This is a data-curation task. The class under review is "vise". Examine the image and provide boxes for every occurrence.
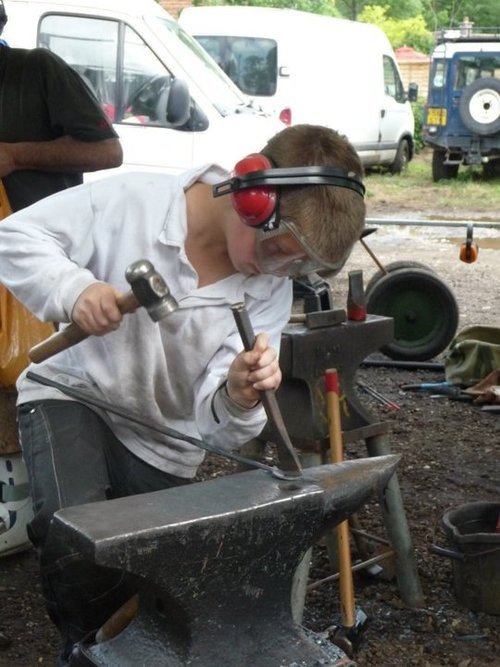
[55,456,399,667]
[267,313,394,449]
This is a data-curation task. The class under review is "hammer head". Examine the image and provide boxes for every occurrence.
[125,259,178,322]
[330,607,369,657]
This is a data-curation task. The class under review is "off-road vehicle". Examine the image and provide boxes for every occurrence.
[422,22,500,181]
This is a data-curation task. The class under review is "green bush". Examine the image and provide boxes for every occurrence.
[411,100,425,154]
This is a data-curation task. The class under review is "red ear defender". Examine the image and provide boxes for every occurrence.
[231,154,277,227]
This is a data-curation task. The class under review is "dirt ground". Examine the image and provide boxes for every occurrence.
[1,175,499,666]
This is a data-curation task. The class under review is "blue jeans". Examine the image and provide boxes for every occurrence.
[18,399,189,660]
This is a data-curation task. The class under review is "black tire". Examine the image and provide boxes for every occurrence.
[459,77,500,136]
[482,159,500,178]
[365,260,436,295]
[432,149,459,182]
[389,139,410,174]
[366,268,459,361]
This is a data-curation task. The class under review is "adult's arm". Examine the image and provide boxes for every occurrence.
[0,136,122,177]
[0,48,123,179]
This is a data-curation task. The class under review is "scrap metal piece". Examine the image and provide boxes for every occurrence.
[346,270,367,322]
[289,308,347,329]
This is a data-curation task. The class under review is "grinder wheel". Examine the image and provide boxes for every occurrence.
[366,267,459,361]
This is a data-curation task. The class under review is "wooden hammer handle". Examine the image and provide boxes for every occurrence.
[325,368,356,629]
[29,291,139,364]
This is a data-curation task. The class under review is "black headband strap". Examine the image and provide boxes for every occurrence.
[213,166,365,199]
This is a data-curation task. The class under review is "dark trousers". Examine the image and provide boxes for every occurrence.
[18,400,189,660]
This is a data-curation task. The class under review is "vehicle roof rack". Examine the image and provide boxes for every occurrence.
[435,25,500,44]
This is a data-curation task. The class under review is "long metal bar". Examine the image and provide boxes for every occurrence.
[307,550,396,591]
[26,371,280,476]
[365,432,424,607]
[366,217,500,229]
[359,237,386,272]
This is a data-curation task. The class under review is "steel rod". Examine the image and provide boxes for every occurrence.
[307,550,396,590]
[366,217,500,229]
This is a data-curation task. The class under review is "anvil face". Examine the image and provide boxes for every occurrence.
[59,456,399,667]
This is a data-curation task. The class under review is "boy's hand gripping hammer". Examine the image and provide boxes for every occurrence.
[29,259,178,363]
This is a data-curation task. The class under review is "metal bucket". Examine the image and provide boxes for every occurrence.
[440,501,500,615]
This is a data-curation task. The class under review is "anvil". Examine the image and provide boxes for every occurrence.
[58,456,399,667]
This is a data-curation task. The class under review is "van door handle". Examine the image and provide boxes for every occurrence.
[380,109,386,118]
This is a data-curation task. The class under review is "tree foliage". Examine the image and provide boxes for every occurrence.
[359,5,433,52]
[337,0,425,21]
[334,0,369,20]
[422,0,500,31]
[192,0,500,48]
[193,0,339,16]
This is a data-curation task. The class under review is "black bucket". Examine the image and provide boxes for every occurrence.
[440,501,500,615]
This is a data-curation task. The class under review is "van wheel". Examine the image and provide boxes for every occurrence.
[432,150,459,182]
[483,159,500,178]
[389,139,410,174]
[459,77,500,136]
[366,268,459,361]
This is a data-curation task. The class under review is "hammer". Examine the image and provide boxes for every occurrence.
[29,259,178,363]
[325,368,368,656]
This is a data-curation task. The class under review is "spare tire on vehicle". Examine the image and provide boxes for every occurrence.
[459,77,500,136]
[366,267,459,361]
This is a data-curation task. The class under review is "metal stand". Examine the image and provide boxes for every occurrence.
[262,308,424,612]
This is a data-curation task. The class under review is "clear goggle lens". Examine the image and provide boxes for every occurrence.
[255,218,348,278]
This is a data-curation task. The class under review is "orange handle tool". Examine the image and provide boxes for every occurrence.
[325,368,356,629]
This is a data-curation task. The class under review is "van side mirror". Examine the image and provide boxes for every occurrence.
[156,78,191,128]
[407,82,418,102]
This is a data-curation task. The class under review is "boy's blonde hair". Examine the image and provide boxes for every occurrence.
[261,124,365,268]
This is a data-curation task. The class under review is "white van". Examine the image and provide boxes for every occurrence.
[2,0,284,177]
[179,6,418,173]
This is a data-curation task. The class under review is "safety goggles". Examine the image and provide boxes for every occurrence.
[255,218,348,278]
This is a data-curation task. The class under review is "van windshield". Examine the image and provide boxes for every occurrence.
[192,35,277,97]
[147,16,253,112]
[39,12,254,122]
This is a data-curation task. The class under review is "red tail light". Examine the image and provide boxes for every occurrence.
[279,108,292,126]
